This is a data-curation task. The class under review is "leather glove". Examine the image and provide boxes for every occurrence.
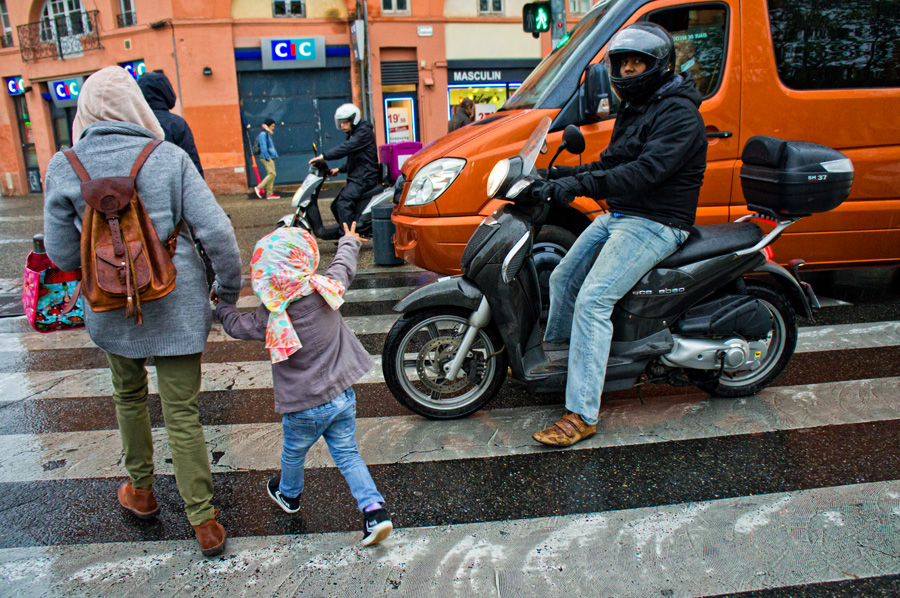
[547,165,580,180]
[531,176,584,208]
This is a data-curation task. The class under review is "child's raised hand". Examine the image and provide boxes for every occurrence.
[343,221,367,242]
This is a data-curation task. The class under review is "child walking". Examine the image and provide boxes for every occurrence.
[215,223,392,546]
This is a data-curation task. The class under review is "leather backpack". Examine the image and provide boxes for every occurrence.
[63,140,181,325]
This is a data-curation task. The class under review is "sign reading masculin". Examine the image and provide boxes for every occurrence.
[49,76,84,108]
[261,36,326,70]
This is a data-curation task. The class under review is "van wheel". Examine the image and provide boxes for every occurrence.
[533,225,576,306]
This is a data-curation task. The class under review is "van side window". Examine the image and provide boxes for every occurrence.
[646,5,729,98]
[768,0,900,90]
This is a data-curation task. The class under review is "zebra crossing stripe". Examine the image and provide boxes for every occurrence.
[0,480,897,596]
[2,375,898,483]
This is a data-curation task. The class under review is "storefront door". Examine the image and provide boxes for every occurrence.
[49,102,77,151]
[13,96,41,193]
[236,67,352,186]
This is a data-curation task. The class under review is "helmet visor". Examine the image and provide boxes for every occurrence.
[607,26,670,61]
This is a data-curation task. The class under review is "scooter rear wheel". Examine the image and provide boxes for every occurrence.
[382,308,508,419]
[691,281,797,397]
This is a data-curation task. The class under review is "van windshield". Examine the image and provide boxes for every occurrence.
[503,0,623,110]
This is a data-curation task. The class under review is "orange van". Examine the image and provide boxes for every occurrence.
[392,0,900,276]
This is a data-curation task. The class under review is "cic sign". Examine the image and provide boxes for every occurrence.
[50,77,84,108]
[261,36,326,70]
[6,76,25,96]
[120,60,146,80]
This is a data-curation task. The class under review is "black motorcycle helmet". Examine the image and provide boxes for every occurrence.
[606,22,676,104]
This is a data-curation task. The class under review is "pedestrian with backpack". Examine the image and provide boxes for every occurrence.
[254,118,280,199]
[42,66,242,558]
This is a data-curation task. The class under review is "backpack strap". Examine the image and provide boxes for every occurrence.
[62,140,162,182]
[130,140,162,177]
[62,149,91,183]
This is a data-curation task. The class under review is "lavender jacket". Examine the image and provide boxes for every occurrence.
[216,236,373,414]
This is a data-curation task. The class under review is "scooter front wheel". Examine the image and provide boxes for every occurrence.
[382,308,508,419]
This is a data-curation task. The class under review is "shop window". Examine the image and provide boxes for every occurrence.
[478,0,504,16]
[0,0,12,48]
[448,85,508,122]
[767,0,900,90]
[117,0,136,27]
[382,0,409,14]
[647,5,729,99]
[273,0,305,18]
[569,0,592,14]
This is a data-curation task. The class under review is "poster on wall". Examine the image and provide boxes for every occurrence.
[387,106,412,143]
[474,104,497,121]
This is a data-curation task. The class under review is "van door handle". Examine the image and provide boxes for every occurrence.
[706,131,733,139]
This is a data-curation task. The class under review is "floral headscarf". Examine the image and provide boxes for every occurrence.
[250,228,345,363]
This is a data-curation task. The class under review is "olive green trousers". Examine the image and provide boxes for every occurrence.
[106,352,215,526]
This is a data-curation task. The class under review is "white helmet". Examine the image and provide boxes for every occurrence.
[334,103,361,129]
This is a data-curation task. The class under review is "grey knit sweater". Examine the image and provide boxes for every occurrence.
[43,122,242,358]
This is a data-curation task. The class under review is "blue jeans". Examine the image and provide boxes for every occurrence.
[545,213,688,425]
[279,388,384,511]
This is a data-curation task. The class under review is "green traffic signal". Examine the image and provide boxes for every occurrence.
[523,2,551,34]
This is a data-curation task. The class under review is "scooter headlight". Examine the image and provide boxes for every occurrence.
[405,158,466,206]
[487,159,510,198]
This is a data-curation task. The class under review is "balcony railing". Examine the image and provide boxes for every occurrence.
[116,11,137,28]
[0,32,12,48]
[17,10,101,62]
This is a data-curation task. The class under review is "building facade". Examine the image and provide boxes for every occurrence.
[0,0,590,196]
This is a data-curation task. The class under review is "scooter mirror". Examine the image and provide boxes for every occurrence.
[562,125,586,155]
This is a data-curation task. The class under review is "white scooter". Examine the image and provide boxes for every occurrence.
[277,145,394,239]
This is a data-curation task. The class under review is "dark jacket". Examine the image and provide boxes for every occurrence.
[322,120,380,185]
[137,72,204,177]
[569,74,707,229]
[448,109,472,133]
[216,236,373,414]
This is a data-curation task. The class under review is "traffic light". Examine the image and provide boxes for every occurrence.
[523,2,551,37]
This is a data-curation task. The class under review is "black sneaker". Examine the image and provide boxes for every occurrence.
[361,507,393,546]
[266,476,301,514]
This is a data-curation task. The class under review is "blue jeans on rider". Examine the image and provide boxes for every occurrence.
[544,213,688,426]
[279,387,384,511]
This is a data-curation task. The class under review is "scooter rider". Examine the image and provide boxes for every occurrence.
[309,104,380,232]
[530,22,708,447]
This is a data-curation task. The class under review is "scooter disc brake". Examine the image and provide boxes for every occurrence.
[416,336,469,393]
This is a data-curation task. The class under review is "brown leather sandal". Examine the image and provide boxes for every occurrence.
[532,412,596,447]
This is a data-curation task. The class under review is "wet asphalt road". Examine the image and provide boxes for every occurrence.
[0,190,899,596]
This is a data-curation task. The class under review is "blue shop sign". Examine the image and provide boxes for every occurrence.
[121,60,146,80]
[261,36,326,70]
[49,77,84,108]
[6,76,24,96]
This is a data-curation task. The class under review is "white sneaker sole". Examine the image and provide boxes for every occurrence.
[266,484,301,514]
[362,520,393,546]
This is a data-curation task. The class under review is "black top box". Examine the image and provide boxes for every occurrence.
[739,136,854,218]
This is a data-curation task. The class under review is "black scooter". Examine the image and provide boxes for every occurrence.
[278,144,394,239]
[381,116,854,419]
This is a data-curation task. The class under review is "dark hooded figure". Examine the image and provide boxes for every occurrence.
[138,72,204,177]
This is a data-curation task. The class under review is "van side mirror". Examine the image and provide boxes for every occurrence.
[583,63,612,120]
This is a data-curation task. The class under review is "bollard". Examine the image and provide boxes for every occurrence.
[372,203,403,266]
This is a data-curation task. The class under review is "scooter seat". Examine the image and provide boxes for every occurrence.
[657,222,764,268]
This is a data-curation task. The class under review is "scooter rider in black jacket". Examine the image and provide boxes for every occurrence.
[530,22,708,448]
[310,104,380,231]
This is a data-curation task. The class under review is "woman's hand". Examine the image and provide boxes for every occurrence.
[342,221,367,242]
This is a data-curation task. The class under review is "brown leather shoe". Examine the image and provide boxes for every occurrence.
[117,481,160,520]
[532,412,596,447]
[193,516,226,557]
